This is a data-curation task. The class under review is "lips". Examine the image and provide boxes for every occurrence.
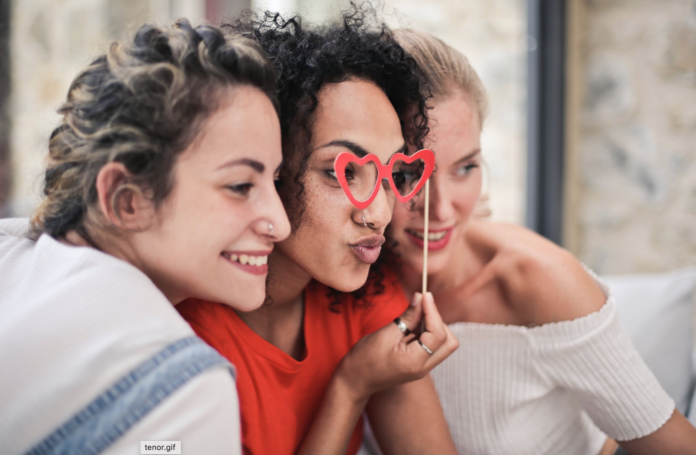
[350,235,385,264]
[221,250,272,276]
[405,228,453,251]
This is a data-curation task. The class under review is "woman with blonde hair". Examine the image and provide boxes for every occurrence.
[385,28,696,455]
[0,20,290,454]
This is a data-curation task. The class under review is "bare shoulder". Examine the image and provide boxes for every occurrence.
[467,221,607,326]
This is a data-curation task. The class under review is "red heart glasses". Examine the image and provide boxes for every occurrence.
[334,149,435,209]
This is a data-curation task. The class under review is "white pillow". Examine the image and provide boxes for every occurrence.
[602,268,696,415]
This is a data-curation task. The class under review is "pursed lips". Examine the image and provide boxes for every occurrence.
[349,234,385,264]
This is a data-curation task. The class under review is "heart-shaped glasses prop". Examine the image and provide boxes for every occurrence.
[334,148,436,299]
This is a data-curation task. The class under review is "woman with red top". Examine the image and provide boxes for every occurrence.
[176,9,459,455]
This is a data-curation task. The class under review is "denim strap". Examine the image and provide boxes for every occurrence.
[23,336,235,455]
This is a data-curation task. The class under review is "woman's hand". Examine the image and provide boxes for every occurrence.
[334,292,459,402]
[297,293,458,455]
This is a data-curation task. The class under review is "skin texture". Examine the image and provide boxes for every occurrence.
[69,86,291,310]
[235,79,459,455]
[389,85,696,454]
[276,78,404,293]
[237,79,405,356]
[390,89,483,282]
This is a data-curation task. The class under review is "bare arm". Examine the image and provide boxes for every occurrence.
[366,375,457,455]
[297,376,368,455]
[617,410,696,455]
[297,293,458,455]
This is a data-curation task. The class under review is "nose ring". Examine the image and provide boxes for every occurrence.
[362,214,368,227]
[268,222,274,234]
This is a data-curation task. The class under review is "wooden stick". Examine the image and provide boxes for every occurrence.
[422,178,430,295]
[420,178,430,335]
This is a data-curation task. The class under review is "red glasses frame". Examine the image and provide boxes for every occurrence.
[334,148,435,209]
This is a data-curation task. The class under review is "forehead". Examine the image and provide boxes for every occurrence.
[180,86,281,169]
[310,79,404,163]
[426,92,481,163]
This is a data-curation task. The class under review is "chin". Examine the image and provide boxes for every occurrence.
[317,264,370,293]
[218,289,267,312]
[402,255,424,275]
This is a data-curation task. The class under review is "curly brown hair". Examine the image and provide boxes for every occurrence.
[222,4,430,230]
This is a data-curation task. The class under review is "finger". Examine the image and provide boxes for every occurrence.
[418,297,454,367]
[385,294,423,343]
[423,325,459,371]
[417,293,447,349]
[403,335,434,367]
[421,292,446,335]
[399,292,424,331]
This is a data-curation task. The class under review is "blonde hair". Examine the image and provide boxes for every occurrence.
[31,20,277,240]
[393,29,488,127]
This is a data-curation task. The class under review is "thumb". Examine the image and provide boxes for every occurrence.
[398,292,424,331]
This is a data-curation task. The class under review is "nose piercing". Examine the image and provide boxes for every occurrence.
[268,222,274,234]
[362,214,368,227]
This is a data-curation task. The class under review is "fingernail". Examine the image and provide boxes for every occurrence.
[410,292,422,307]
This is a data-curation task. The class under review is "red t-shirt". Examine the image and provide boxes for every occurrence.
[176,268,408,455]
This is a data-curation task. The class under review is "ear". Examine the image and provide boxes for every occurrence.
[95,162,153,231]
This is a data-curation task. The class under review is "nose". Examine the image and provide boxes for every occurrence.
[355,182,394,229]
[256,183,292,241]
[422,174,453,222]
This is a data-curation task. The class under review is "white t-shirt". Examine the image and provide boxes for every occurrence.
[0,219,241,455]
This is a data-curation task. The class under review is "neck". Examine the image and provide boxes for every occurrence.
[234,245,310,359]
[64,228,185,305]
[266,246,313,308]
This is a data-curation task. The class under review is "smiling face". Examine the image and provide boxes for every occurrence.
[132,86,291,309]
[275,79,406,292]
[389,88,483,276]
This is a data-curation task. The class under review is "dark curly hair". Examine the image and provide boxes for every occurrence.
[30,20,278,242]
[223,4,429,311]
[222,4,429,229]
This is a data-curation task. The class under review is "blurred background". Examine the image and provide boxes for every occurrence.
[0,0,694,277]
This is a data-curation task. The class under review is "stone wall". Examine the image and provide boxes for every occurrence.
[6,0,529,225]
[383,0,528,225]
[566,0,696,274]
[7,0,210,217]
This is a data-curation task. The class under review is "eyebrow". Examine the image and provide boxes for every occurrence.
[451,149,482,167]
[316,140,408,160]
[216,158,265,173]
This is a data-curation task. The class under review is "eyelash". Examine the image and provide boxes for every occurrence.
[227,183,254,196]
[456,164,479,176]
[324,169,340,181]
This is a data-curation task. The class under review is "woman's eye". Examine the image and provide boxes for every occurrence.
[325,169,338,181]
[227,183,254,196]
[456,164,479,176]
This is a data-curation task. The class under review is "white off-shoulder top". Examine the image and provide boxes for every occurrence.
[430,274,675,455]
